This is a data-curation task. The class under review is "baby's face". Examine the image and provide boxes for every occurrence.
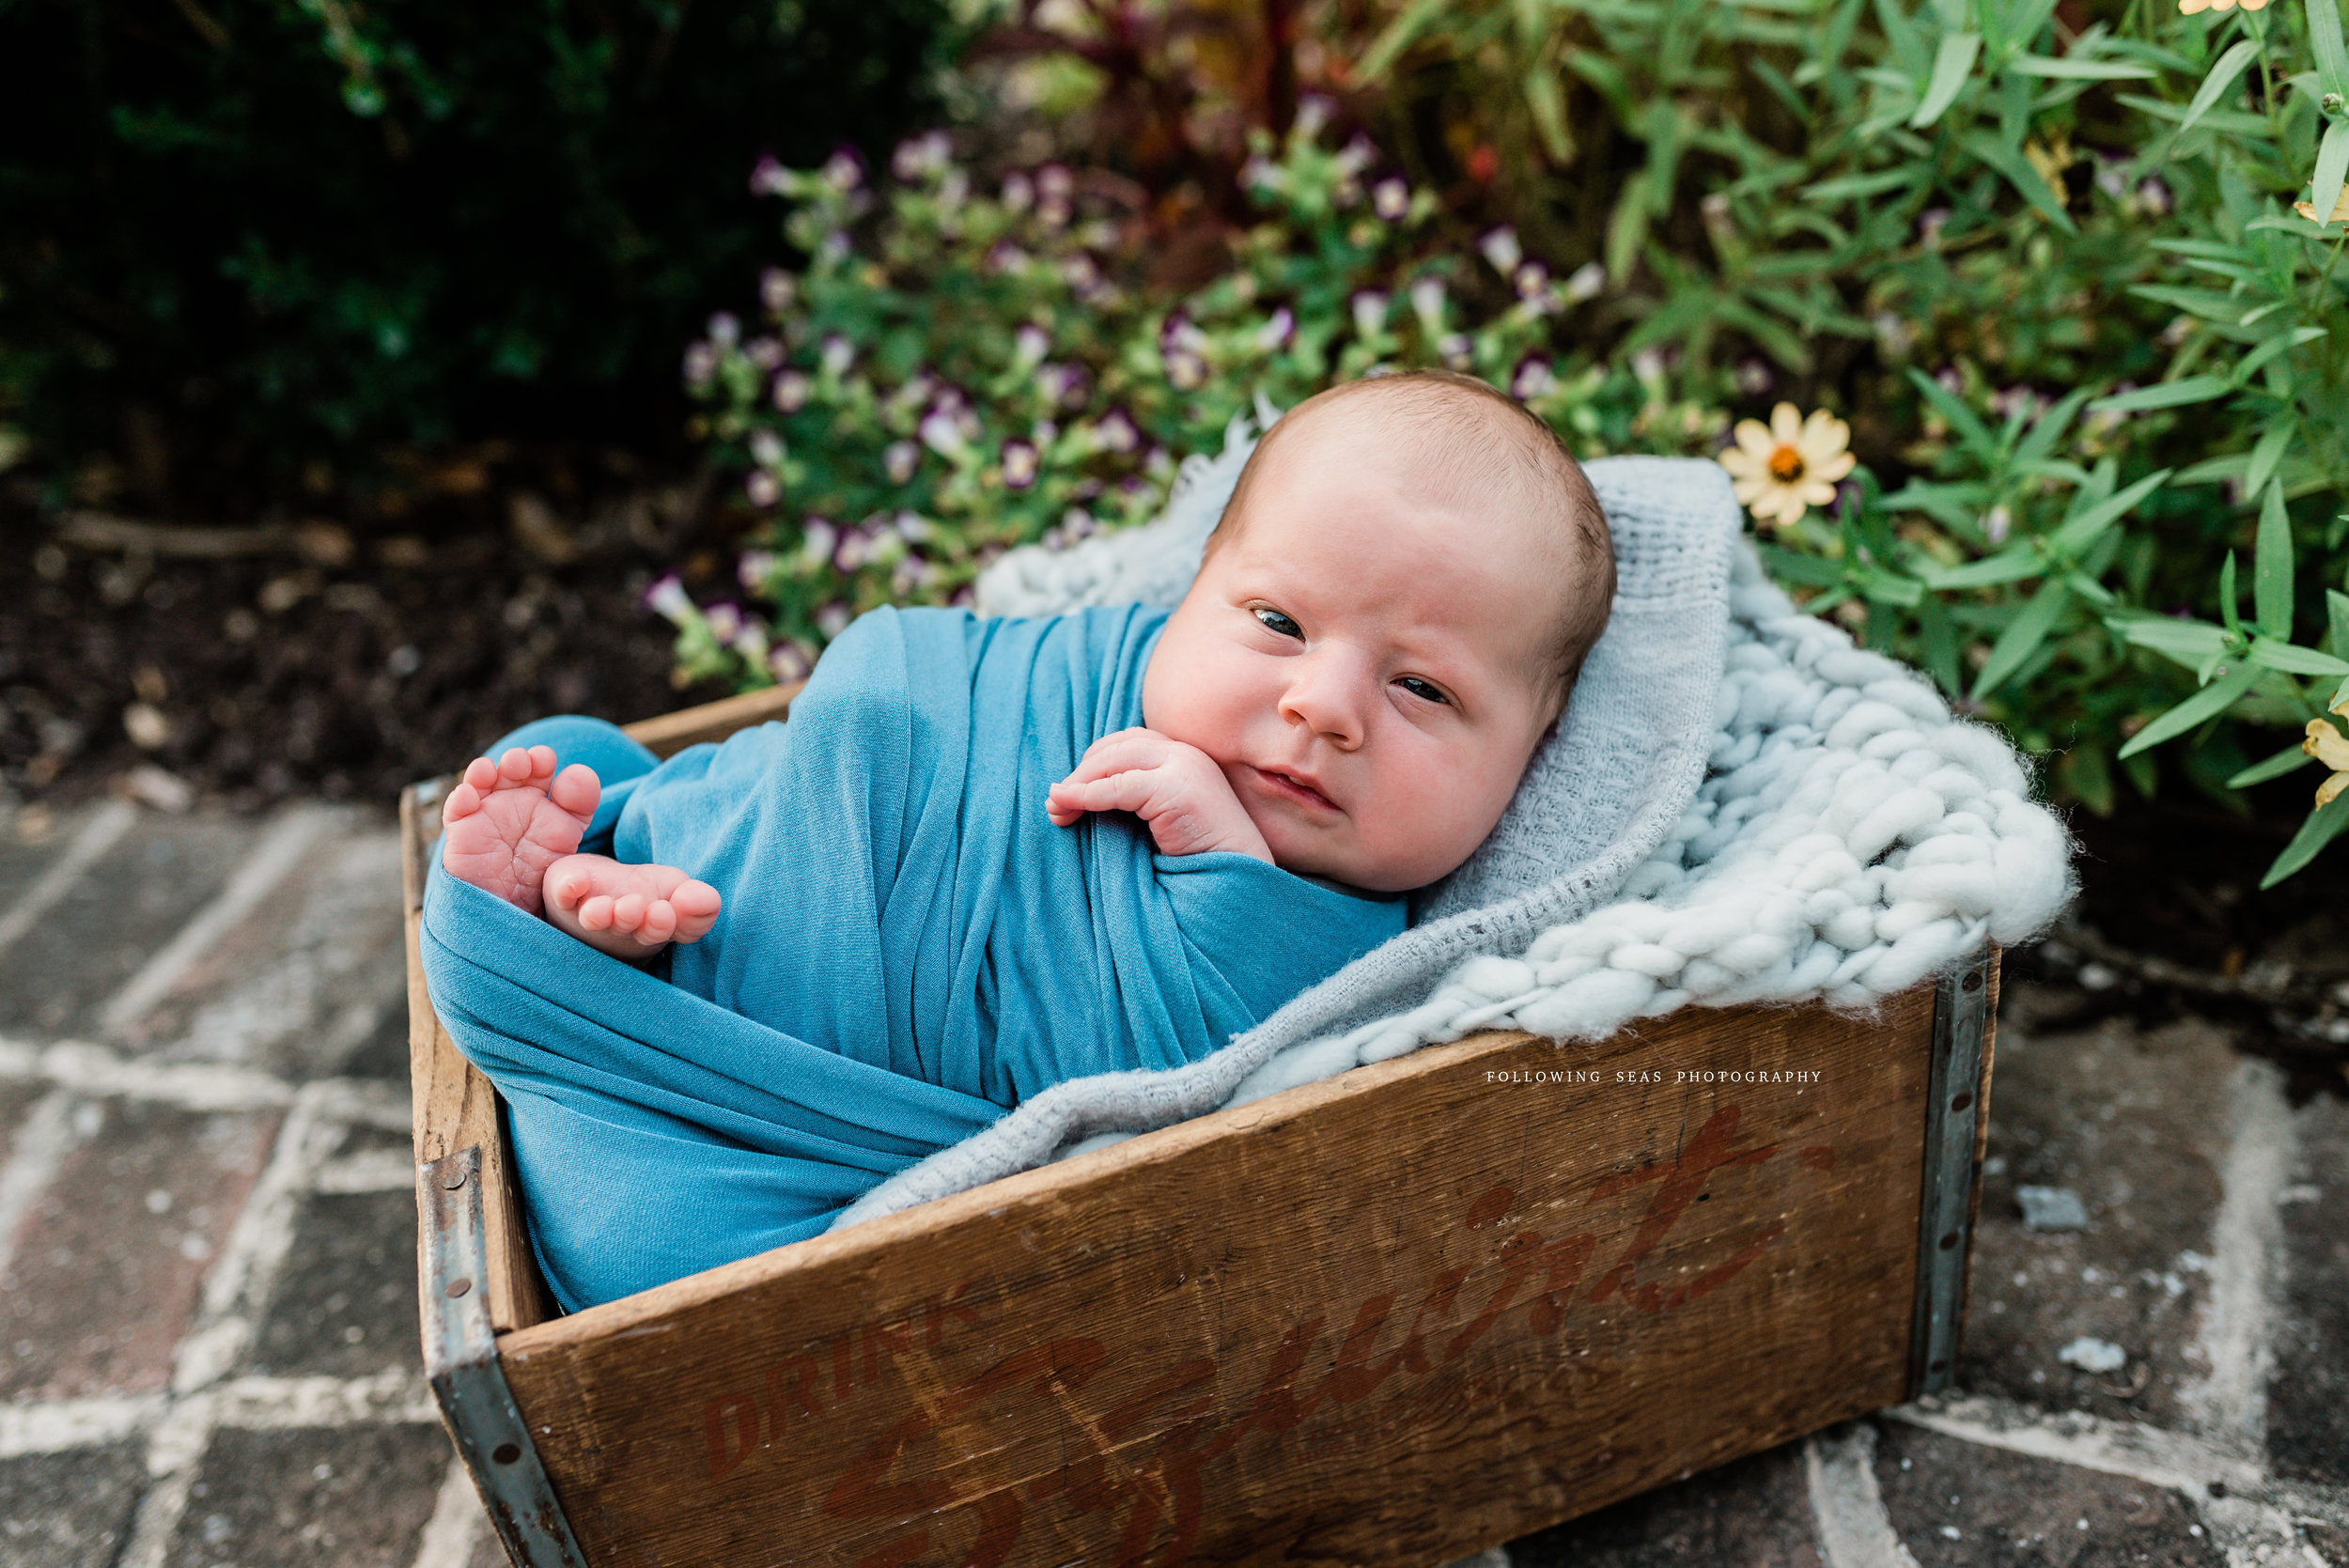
[1142,419,1570,893]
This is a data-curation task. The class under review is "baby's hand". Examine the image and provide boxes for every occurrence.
[1047,728,1273,863]
[540,853,723,963]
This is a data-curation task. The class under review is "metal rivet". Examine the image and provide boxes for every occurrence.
[1962,971,1983,993]
[442,1169,468,1190]
[1950,1092,1973,1112]
[491,1442,521,1465]
[1938,1231,1959,1250]
[446,1277,474,1297]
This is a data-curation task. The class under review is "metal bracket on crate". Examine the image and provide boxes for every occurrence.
[1907,949,1996,1396]
[420,1145,587,1568]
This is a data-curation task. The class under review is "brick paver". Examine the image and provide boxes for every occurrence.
[0,792,2341,1567]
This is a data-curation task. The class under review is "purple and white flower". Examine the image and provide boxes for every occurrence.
[1092,409,1140,454]
[820,147,863,192]
[749,428,786,469]
[820,334,855,376]
[749,156,788,197]
[745,471,781,507]
[1511,355,1556,400]
[737,550,777,592]
[1256,308,1296,351]
[883,440,920,485]
[1408,276,1446,335]
[1564,262,1606,303]
[1001,439,1039,489]
[1350,290,1389,338]
[1479,225,1522,275]
[759,268,798,314]
[771,369,811,412]
[643,574,693,624]
[1373,177,1410,221]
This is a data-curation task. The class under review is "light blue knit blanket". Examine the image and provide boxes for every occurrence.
[418,602,1405,1310]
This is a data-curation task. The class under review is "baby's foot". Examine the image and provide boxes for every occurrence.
[440,746,601,916]
[542,855,722,960]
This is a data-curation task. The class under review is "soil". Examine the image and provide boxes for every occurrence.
[0,452,742,816]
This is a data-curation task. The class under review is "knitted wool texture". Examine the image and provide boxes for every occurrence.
[827,413,2075,1230]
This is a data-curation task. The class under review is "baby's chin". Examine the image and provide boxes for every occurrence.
[1256,818,1430,895]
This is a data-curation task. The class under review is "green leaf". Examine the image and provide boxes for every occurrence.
[1912,32,1983,128]
[1357,0,1447,80]
[2260,787,2349,889]
[2108,613,2229,668]
[1961,130,2077,232]
[2221,551,2242,639]
[2310,0,2349,101]
[2180,40,2263,135]
[1802,168,1920,202]
[2248,639,2349,675]
[1757,545,1844,586]
[1921,546,2046,589]
[1972,579,2074,701]
[1905,367,2000,464]
[2228,743,2315,787]
[1524,70,1576,163]
[2007,54,2154,78]
[2246,420,2299,500]
[2327,587,2349,658]
[2256,480,2295,638]
[2116,661,2261,758]
[2310,119,2349,242]
[2049,468,2170,555]
[2087,375,2233,413]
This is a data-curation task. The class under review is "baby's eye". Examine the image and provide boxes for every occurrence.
[1394,676,1450,706]
[1253,607,1303,640]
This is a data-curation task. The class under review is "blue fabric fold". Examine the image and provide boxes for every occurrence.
[420,604,1407,1311]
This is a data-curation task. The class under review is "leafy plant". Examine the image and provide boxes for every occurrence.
[679,0,2349,884]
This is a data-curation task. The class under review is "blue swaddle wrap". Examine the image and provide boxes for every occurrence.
[419,603,1407,1311]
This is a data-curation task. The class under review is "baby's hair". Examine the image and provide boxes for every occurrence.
[1204,368,1617,713]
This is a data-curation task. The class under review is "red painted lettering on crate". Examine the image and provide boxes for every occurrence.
[696,1278,983,1479]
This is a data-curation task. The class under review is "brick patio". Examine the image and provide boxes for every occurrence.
[0,794,2341,1567]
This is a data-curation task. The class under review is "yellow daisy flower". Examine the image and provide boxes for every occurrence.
[2295,190,2349,226]
[2305,699,2349,806]
[2179,0,2268,14]
[1719,402,1858,528]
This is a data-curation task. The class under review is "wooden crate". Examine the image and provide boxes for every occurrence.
[405,686,1999,1568]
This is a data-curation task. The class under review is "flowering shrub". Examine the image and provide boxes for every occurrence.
[665,116,1713,687]
[678,0,2349,883]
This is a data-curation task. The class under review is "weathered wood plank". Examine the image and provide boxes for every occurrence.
[403,780,553,1333]
[497,986,1936,1568]
[623,682,801,758]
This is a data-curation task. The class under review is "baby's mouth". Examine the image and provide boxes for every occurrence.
[1250,765,1340,814]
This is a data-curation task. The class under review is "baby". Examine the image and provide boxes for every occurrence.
[423,368,1615,1309]
[443,370,1613,943]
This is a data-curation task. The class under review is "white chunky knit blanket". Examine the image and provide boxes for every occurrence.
[828,414,2075,1232]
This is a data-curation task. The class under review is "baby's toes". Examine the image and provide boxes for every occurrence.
[609,893,649,934]
[545,865,592,911]
[636,901,678,946]
[548,762,600,820]
[577,894,616,932]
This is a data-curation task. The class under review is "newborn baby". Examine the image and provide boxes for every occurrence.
[424,368,1615,1308]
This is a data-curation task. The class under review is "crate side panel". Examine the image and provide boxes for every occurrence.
[401,786,553,1333]
[500,986,1933,1568]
